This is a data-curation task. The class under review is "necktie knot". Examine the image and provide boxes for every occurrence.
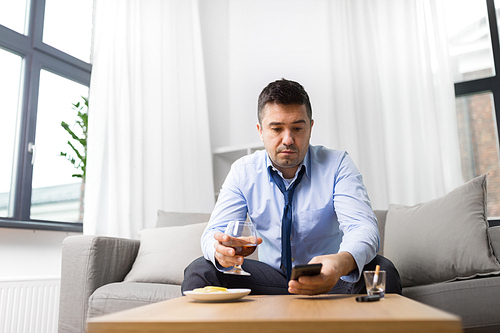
[283,192,292,205]
[270,166,306,198]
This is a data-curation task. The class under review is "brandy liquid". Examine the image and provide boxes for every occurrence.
[230,245,257,257]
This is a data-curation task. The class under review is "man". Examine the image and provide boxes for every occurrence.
[182,79,401,295]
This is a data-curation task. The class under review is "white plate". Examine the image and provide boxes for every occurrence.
[184,289,251,302]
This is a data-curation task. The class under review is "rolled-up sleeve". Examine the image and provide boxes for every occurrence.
[201,160,249,268]
[334,153,379,282]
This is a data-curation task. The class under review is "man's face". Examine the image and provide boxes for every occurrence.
[257,102,313,179]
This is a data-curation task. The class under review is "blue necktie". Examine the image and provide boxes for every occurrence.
[270,166,306,281]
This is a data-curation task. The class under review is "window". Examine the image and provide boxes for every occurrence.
[42,0,93,62]
[445,0,496,82]
[0,0,92,232]
[0,0,30,35]
[443,0,500,223]
[31,70,89,222]
[455,93,500,216]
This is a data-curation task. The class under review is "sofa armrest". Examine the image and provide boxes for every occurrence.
[58,235,140,333]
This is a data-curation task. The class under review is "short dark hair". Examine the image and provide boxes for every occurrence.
[257,78,312,124]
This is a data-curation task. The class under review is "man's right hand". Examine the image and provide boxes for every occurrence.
[213,232,262,268]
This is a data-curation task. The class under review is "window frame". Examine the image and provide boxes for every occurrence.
[0,0,91,232]
[454,0,500,227]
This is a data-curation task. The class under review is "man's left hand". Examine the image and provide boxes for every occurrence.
[288,252,357,295]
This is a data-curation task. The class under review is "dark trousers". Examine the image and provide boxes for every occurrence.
[182,255,402,295]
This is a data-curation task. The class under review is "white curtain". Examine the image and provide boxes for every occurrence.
[328,0,463,209]
[84,0,214,238]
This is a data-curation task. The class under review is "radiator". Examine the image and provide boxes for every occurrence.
[0,277,60,333]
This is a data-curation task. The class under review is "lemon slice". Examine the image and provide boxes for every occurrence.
[193,286,228,293]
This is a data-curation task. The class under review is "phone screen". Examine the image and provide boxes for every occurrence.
[290,263,322,280]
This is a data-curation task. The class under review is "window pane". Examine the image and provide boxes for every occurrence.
[42,0,93,63]
[0,0,29,35]
[31,70,88,222]
[443,0,495,82]
[456,93,500,218]
[0,49,23,217]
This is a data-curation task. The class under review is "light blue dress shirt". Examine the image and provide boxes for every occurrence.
[201,145,379,282]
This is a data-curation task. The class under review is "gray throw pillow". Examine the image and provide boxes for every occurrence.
[384,174,500,287]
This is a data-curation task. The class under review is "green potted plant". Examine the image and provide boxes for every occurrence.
[60,96,88,221]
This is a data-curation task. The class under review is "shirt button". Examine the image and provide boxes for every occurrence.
[291,257,295,262]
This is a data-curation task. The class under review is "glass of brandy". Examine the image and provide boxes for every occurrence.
[222,220,258,276]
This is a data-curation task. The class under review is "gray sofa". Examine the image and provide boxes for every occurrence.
[59,173,500,333]
[58,211,500,333]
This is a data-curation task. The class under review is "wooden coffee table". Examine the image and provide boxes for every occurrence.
[86,294,462,333]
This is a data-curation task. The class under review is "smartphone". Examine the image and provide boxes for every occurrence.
[290,263,323,280]
[355,295,381,302]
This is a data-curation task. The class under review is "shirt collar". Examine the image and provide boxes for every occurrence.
[266,146,312,180]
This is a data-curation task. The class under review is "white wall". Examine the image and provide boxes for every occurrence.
[199,0,230,150]
[200,0,337,151]
[0,228,79,280]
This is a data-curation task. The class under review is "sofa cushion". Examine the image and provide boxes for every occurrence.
[123,222,207,284]
[384,174,500,287]
[489,226,500,261]
[88,282,181,318]
[374,210,387,256]
[403,276,500,331]
[156,210,211,228]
